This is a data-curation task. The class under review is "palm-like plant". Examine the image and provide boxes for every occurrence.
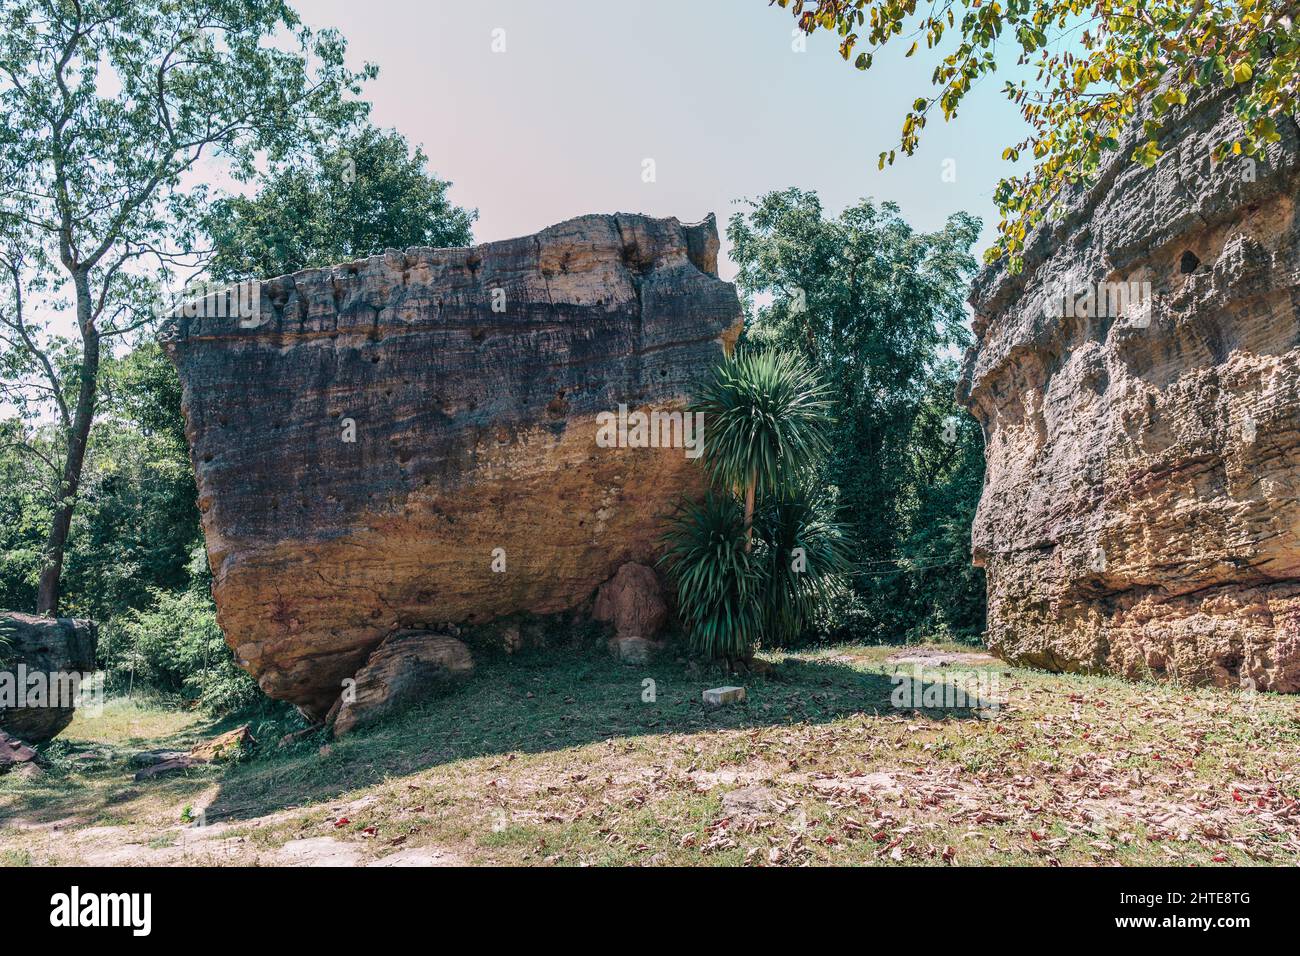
[658,491,763,661]
[693,350,833,550]
[660,351,846,661]
[755,484,855,646]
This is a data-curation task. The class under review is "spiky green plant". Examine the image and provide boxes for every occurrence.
[658,491,763,661]
[755,484,855,646]
[692,350,833,549]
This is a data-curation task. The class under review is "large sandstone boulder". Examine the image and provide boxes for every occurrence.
[0,612,97,743]
[163,213,742,716]
[959,89,1300,691]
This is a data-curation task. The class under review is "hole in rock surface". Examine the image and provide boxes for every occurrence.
[1180,250,1201,274]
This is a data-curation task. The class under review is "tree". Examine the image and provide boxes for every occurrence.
[58,342,202,623]
[206,125,476,282]
[0,0,372,614]
[0,416,58,612]
[892,362,986,642]
[728,189,981,642]
[773,1,1299,267]
[692,349,833,549]
[660,350,852,661]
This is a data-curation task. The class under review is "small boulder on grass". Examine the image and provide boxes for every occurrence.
[134,755,205,782]
[131,726,253,782]
[608,636,663,664]
[129,749,187,769]
[189,725,253,762]
[333,630,474,737]
[0,730,37,772]
[703,686,746,707]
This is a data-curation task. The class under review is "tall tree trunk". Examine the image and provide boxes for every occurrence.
[36,270,98,616]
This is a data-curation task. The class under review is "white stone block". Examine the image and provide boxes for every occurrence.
[703,686,746,706]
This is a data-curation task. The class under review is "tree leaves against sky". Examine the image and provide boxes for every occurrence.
[774,0,1299,270]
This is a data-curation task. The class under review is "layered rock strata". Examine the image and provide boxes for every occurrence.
[959,91,1300,691]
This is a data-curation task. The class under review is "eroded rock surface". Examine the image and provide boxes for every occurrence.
[333,630,473,737]
[959,92,1300,691]
[0,612,97,742]
[597,560,667,629]
[595,561,669,662]
[163,213,741,715]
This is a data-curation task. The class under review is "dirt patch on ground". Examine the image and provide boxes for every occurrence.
[884,647,999,668]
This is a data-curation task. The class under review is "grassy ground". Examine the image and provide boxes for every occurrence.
[1,641,1298,866]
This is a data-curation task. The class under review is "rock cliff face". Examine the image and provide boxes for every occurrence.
[163,213,742,716]
[959,92,1300,691]
[0,612,97,742]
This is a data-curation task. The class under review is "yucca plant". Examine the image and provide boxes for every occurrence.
[755,484,855,646]
[658,491,763,661]
[693,350,833,550]
[660,350,844,661]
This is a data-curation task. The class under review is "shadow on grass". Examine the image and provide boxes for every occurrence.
[198,643,998,824]
[0,702,226,829]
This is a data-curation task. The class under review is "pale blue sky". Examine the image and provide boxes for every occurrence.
[300,0,1032,280]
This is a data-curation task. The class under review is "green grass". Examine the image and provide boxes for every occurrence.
[1,641,1298,866]
[62,695,207,747]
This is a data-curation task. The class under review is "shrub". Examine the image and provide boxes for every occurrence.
[659,491,763,660]
[693,350,832,544]
[754,484,855,646]
[111,587,261,715]
[662,351,849,659]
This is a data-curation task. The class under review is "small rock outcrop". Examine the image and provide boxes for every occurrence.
[0,612,97,743]
[959,90,1300,691]
[333,631,473,736]
[594,561,669,662]
[0,730,37,772]
[163,213,741,716]
[131,725,254,781]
